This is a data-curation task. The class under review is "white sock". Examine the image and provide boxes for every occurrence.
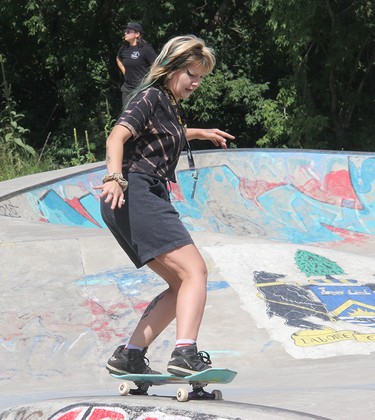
[176,339,195,347]
[126,344,144,351]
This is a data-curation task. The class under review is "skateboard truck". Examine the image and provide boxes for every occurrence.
[125,381,150,395]
[186,383,221,401]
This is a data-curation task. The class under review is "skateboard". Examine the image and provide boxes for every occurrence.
[111,368,237,402]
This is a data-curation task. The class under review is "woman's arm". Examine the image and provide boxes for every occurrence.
[116,57,126,75]
[93,125,132,209]
[186,128,235,149]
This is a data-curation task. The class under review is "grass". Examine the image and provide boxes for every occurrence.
[0,145,62,183]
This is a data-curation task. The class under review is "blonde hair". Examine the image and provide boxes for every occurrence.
[127,35,215,105]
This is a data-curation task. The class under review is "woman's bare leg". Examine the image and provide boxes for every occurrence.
[128,244,207,347]
[158,244,207,341]
[127,259,181,347]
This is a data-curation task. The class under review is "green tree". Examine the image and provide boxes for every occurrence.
[0,0,374,169]
[253,0,375,150]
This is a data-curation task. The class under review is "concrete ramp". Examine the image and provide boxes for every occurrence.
[1,149,375,419]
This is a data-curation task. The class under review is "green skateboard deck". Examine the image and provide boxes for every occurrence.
[111,368,237,401]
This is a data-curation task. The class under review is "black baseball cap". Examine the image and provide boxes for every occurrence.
[124,22,143,33]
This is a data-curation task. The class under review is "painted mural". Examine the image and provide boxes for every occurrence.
[1,150,375,383]
[205,242,375,359]
[73,266,229,345]
[256,249,375,344]
[1,151,374,247]
[0,402,234,420]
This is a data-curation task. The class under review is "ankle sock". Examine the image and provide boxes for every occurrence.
[175,339,195,347]
[126,344,144,351]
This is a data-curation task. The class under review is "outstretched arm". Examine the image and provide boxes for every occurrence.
[186,128,235,149]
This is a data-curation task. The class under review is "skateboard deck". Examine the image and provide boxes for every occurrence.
[111,368,237,402]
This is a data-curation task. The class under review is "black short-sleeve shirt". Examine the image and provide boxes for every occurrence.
[117,43,157,89]
[116,86,186,183]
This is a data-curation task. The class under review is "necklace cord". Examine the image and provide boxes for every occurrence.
[163,87,198,199]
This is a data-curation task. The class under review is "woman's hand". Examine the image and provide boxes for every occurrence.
[186,128,235,149]
[93,180,126,210]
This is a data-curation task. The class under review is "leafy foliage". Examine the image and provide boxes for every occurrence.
[253,0,375,150]
[0,0,374,181]
[0,54,36,177]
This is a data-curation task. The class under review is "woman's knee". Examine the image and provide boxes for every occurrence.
[182,261,208,287]
[195,261,208,283]
[162,244,206,270]
[176,258,207,284]
[148,259,182,291]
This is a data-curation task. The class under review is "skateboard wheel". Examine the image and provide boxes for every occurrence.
[118,381,131,396]
[212,389,223,400]
[176,387,189,402]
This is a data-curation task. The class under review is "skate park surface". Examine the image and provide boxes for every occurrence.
[1,148,375,419]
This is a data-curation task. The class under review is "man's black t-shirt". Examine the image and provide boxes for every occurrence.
[117,43,157,89]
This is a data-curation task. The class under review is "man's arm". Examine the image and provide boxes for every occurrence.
[116,57,126,75]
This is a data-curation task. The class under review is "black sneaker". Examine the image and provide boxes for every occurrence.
[167,344,212,376]
[106,345,158,375]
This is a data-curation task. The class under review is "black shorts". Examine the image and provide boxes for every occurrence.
[100,172,194,268]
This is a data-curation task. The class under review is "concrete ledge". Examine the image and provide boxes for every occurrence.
[0,396,331,420]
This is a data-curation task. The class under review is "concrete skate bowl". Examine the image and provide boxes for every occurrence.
[1,148,375,420]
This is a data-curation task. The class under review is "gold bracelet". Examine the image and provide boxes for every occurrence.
[102,173,128,191]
